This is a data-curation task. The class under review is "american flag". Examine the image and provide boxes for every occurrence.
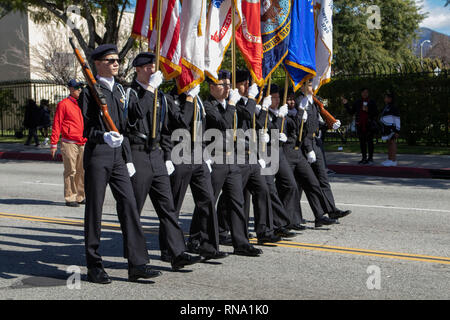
[131,0,182,80]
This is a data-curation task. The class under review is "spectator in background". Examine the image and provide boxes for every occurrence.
[23,99,40,146]
[342,88,378,165]
[38,99,51,146]
[380,92,400,167]
[50,79,87,207]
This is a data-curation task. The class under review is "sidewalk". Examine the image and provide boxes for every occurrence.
[1,143,449,179]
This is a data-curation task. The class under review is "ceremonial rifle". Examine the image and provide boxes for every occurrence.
[313,96,338,130]
[69,38,119,133]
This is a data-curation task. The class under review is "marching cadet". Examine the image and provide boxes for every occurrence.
[300,79,352,221]
[166,83,228,260]
[216,69,281,244]
[203,70,263,257]
[79,44,160,283]
[283,87,338,228]
[261,84,304,233]
[126,52,202,270]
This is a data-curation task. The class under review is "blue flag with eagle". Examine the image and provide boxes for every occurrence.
[261,0,292,82]
[284,0,316,91]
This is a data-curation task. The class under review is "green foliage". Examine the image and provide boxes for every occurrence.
[333,0,425,72]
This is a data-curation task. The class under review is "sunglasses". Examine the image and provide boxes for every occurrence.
[101,58,121,64]
[73,86,83,90]
[214,83,231,88]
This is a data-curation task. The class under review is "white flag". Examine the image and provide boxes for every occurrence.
[177,0,207,93]
[313,0,333,93]
[204,0,242,81]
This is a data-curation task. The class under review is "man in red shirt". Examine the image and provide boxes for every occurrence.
[50,79,87,207]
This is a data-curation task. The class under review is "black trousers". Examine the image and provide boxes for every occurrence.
[25,127,39,145]
[264,174,292,229]
[284,146,326,220]
[210,163,249,249]
[358,130,374,161]
[83,143,149,269]
[275,151,302,226]
[309,141,338,214]
[170,162,219,254]
[130,146,186,258]
[218,163,274,238]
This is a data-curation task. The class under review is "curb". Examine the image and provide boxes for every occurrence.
[328,164,450,180]
[0,152,62,162]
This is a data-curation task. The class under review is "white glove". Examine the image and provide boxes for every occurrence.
[333,120,341,130]
[258,158,266,169]
[205,159,212,173]
[228,88,241,105]
[279,133,287,142]
[165,160,175,176]
[255,104,262,115]
[248,83,259,99]
[307,150,316,164]
[262,132,270,143]
[149,70,163,89]
[126,162,136,177]
[278,104,288,118]
[262,96,272,111]
[302,109,308,122]
[187,85,200,98]
[103,131,123,148]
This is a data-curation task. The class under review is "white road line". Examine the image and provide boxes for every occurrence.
[299,201,450,214]
[23,181,63,187]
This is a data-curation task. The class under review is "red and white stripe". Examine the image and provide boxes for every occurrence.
[132,0,182,79]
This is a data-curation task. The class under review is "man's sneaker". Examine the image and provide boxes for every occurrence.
[382,160,397,167]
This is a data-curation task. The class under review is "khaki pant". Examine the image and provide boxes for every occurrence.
[61,142,85,203]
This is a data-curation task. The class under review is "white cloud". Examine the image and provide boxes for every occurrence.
[416,0,450,34]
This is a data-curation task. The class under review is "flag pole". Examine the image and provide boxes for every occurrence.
[231,1,237,141]
[280,72,289,133]
[152,0,163,139]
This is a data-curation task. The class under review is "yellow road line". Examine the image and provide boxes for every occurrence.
[1,211,450,265]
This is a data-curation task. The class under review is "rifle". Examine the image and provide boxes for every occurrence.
[313,96,337,130]
[69,38,119,133]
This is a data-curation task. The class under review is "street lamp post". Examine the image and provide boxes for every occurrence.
[420,40,432,67]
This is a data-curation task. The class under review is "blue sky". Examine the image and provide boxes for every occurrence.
[127,0,450,35]
[417,0,450,35]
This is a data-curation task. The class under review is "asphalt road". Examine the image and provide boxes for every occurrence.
[0,159,449,301]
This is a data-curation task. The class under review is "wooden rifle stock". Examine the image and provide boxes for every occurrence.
[313,96,337,130]
[69,38,119,133]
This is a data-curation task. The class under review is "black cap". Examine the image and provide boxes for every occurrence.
[91,44,118,61]
[236,69,250,83]
[67,79,83,88]
[207,70,232,83]
[263,83,280,96]
[132,52,156,67]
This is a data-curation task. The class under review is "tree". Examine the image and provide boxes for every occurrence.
[0,0,136,77]
[333,0,425,73]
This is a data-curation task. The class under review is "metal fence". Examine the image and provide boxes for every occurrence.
[0,80,69,136]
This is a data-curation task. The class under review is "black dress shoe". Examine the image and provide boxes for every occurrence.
[186,239,201,254]
[234,245,263,257]
[171,252,202,271]
[288,223,307,231]
[315,216,337,228]
[128,264,162,282]
[274,228,296,238]
[87,267,112,284]
[200,250,229,260]
[257,234,282,244]
[78,199,86,205]
[219,235,233,246]
[358,159,368,165]
[66,201,80,207]
[329,209,352,220]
